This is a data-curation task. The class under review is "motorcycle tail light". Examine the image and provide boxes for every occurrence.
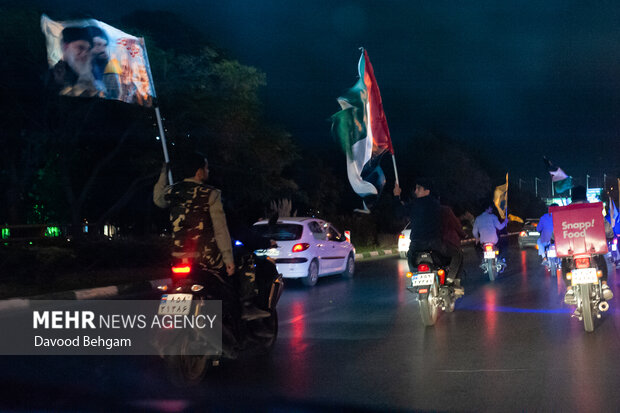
[417,264,430,272]
[292,243,310,253]
[399,234,405,239]
[575,257,591,269]
[438,269,445,285]
[520,231,526,237]
[614,238,618,245]
[172,265,191,275]
[484,244,494,252]
[419,288,428,294]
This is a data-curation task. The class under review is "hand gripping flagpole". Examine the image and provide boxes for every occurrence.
[141,38,173,185]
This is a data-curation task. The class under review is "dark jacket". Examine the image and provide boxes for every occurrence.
[395,195,441,243]
[441,205,466,248]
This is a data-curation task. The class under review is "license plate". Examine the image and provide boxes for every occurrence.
[547,248,556,258]
[411,273,435,287]
[571,268,598,285]
[529,231,540,236]
[158,294,193,315]
[484,251,495,259]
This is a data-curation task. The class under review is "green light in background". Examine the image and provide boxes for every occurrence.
[1,228,9,239]
[45,226,60,237]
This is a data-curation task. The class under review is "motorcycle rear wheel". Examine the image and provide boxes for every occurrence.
[419,290,438,326]
[579,284,594,333]
[549,261,558,277]
[486,260,496,281]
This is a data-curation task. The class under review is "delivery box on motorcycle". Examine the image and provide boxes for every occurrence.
[550,202,608,257]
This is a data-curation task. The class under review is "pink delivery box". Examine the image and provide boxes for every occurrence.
[550,202,608,257]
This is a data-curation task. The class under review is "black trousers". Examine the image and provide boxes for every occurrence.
[408,239,462,280]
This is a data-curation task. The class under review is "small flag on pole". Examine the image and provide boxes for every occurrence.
[494,173,509,220]
[543,157,573,196]
[41,14,155,106]
[331,49,393,211]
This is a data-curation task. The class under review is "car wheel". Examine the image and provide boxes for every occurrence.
[302,259,319,287]
[342,254,355,278]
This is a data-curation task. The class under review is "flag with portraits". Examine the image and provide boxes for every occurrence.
[41,14,155,107]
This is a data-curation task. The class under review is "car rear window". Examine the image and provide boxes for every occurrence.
[253,223,303,241]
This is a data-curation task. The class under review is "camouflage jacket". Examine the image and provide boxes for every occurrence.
[154,174,233,271]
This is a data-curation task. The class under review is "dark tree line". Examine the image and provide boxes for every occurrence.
[0,6,544,243]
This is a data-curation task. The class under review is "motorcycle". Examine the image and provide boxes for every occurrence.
[565,254,609,332]
[481,242,506,281]
[544,242,561,277]
[407,251,464,326]
[154,249,283,386]
[608,237,619,270]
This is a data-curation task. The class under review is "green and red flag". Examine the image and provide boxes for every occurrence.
[543,157,573,196]
[331,49,393,209]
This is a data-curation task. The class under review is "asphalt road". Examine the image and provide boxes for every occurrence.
[1,243,619,412]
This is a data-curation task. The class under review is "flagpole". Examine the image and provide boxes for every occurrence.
[391,153,400,187]
[154,106,173,184]
[140,38,173,185]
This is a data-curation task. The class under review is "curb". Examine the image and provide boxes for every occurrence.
[355,249,399,261]
[0,278,172,313]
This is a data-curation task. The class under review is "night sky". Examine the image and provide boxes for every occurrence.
[30,1,620,187]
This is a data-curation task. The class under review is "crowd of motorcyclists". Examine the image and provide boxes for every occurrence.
[392,176,618,310]
[152,152,618,338]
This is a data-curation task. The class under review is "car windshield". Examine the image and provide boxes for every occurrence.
[253,223,303,241]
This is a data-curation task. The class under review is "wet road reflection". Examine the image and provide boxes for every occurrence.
[1,243,620,411]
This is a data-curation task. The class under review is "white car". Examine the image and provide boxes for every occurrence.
[398,222,411,259]
[252,217,355,287]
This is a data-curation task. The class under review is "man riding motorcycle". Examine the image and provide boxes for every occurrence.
[473,204,508,261]
[563,186,614,305]
[537,204,558,265]
[153,152,269,321]
[394,178,464,292]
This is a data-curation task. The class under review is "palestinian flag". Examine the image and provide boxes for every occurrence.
[331,49,393,209]
[543,157,573,195]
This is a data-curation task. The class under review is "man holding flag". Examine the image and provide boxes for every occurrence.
[331,48,396,212]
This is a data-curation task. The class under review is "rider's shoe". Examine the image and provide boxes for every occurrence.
[602,284,613,301]
[564,289,577,305]
[241,304,271,321]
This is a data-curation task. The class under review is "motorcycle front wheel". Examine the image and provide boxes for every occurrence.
[253,309,279,355]
[578,284,595,333]
[164,332,210,387]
